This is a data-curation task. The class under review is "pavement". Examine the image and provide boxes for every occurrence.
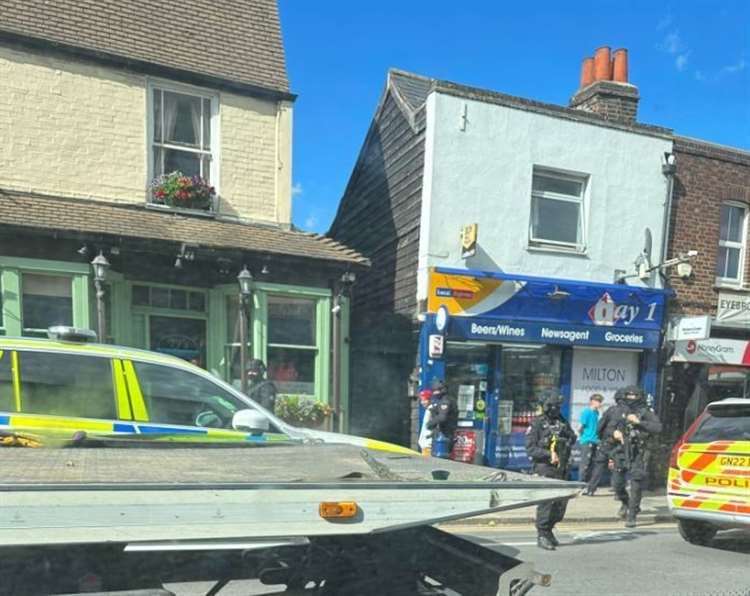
[443,488,673,526]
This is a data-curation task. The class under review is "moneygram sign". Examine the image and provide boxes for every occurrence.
[672,338,750,366]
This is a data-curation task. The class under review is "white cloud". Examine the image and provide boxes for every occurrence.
[656,14,673,31]
[292,182,303,198]
[661,31,685,55]
[304,215,318,230]
[719,58,746,75]
[659,30,692,73]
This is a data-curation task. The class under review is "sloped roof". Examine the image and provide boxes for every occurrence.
[387,68,671,138]
[0,0,289,95]
[389,69,433,111]
[0,192,368,267]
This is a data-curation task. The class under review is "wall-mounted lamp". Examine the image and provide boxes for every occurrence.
[662,152,677,176]
[547,285,571,300]
[676,261,693,279]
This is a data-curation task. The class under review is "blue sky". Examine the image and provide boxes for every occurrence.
[278,1,750,233]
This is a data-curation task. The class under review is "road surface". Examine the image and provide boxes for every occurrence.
[165,523,750,595]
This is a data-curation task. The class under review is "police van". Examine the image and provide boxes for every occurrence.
[0,327,413,454]
[667,398,750,545]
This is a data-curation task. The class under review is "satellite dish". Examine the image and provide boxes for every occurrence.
[643,228,653,264]
[638,228,653,281]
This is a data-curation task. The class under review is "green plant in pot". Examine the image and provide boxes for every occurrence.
[150,171,215,210]
[275,395,333,428]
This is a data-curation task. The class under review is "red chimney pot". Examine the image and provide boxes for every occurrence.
[593,46,612,81]
[613,48,629,82]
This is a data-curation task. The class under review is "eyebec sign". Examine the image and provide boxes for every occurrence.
[716,291,750,327]
[672,338,750,366]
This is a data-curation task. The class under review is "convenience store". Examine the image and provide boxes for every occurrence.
[418,268,667,469]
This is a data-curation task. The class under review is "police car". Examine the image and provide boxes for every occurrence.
[667,398,750,545]
[0,327,414,454]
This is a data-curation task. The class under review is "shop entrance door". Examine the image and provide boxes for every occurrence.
[445,342,498,465]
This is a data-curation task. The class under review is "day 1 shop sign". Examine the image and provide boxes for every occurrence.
[672,338,750,366]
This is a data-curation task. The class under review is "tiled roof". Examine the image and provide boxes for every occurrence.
[387,68,672,138]
[0,192,368,267]
[0,0,289,95]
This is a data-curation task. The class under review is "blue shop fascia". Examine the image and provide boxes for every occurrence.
[418,267,668,470]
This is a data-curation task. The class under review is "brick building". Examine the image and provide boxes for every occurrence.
[661,137,750,444]
[0,0,367,425]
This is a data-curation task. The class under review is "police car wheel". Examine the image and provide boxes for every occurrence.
[677,519,717,546]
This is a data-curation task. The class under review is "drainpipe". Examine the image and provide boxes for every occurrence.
[332,272,356,432]
[655,152,677,425]
[659,152,677,285]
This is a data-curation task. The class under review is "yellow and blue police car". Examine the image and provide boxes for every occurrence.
[0,326,414,455]
[667,397,750,545]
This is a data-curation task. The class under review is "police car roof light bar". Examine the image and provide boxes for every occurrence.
[47,326,98,343]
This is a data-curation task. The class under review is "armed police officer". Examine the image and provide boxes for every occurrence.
[525,394,577,550]
[246,359,277,413]
[598,385,662,527]
[425,380,458,458]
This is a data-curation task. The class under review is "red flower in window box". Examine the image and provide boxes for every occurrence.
[150,171,215,211]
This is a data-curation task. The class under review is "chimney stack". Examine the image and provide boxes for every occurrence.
[570,46,639,125]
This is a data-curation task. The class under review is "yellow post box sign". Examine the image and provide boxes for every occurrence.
[460,223,478,259]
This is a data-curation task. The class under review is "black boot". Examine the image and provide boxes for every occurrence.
[547,530,560,547]
[617,503,628,520]
[537,533,556,551]
[625,509,637,528]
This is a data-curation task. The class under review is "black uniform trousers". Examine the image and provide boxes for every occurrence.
[587,448,609,494]
[611,451,647,514]
[534,463,568,531]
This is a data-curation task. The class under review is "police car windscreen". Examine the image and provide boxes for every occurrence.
[691,406,750,442]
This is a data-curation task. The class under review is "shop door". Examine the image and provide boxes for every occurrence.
[444,342,496,465]
[496,344,563,470]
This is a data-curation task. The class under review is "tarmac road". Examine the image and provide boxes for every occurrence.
[165,522,750,596]
[455,522,750,596]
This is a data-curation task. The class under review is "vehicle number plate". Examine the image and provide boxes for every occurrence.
[719,456,749,467]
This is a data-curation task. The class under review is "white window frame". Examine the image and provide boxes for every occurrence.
[528,168,588,253]
[146,79,221,199]
[716,201,748,288]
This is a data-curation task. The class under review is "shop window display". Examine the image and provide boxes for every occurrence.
[501,345,562,433]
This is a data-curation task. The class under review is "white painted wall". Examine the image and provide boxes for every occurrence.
[417,91,673,301]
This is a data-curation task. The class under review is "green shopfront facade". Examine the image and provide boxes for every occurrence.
[0,198,365,431]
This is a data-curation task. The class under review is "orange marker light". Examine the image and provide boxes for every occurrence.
[319,501,358,519]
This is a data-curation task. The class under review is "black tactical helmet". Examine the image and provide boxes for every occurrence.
[247,359,266,376]
[613,388,626,403]
[431,378,447,395]
[542,393,563,413]
[623,385,644,404]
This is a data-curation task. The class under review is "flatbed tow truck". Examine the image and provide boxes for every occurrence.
[0,441,582,596]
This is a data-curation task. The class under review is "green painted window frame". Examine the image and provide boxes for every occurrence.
[0,257,91,337]
[214,282,332,405]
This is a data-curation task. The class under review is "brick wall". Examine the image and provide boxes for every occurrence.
[0,44,290,225]
[668,137,750,316]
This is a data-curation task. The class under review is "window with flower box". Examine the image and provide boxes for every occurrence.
[148,82,219,211]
